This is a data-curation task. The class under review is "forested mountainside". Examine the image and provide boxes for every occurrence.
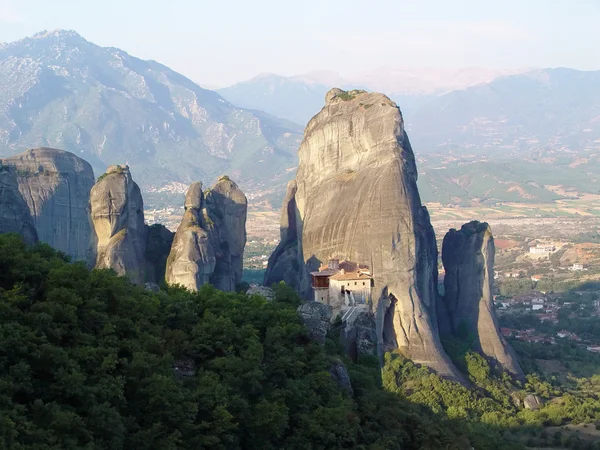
[417,152,600,206]
[0,233,526,450]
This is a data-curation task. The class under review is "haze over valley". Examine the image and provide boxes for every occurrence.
[2,30,600,214]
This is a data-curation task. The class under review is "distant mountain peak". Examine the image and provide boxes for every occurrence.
[290,71,343,86]
[0,30,303,191]
[31,29,83,40]
[242,71,343,87]
[0,29,93,57]
[251,72,285,81]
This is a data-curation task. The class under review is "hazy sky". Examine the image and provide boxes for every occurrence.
[1,0,599,87]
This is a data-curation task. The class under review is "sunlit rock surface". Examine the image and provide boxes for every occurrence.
[3,148,95,262]
[90,165,146,284]
[265,88,463,381]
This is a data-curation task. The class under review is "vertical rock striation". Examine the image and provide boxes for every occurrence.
[144,223,175,284]
[441,221,524,378]
[90,165,147,284]
[0,165,38,244]
[265,88,463,381]
[264,180,309,291]
[166,177,247,292]
[2,148,95,262]
[165,182,216,291]
[205,176,248,291]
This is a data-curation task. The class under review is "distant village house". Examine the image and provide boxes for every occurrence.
[529,244,556,255]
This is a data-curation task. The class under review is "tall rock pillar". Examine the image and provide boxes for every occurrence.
[90,165,147,284]
[2,148,95,262]
[166,177,247,292]
[0,165,38,244]
[165,182,216,291]
[441,221,524,378]
[265,88,463,381]
[205,176,247,291]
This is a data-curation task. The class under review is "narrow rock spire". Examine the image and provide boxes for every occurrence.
[166,177,247,292]
[265,88,464,382]
[441,221,524,379]
[90,165,147,284]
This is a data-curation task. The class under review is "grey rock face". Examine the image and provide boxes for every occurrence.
[342,310,378,361]
[166,178,247,292]
[266,88,463,381]
[355,312,378,358]
[298,301,332,344]
[165,182,216,291]
[246,285,275,301]
[441,221,524,378]
[144,282,160,293]
[205,177,248,291]
[90,165,147,284]
[184,182,203,209]
[329,360,353,395]
[173,359,196,378]
[2,148,95,262]
[144,223,174,284]
[523,394,543,410]
[0,167,38,244]
[263,180,308,290]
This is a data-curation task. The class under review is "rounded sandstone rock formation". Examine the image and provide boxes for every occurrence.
[205,177,248,291]
[265,89,463,382]
[184,181,203,209]
[166,177,247,292]
[90,165,147,284]
[165,182,215,291]
[441,221,524,379]
[2,148,95,262]
[0,166,38,244]
[325,88,344,104]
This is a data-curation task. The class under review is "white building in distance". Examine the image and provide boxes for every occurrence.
[529,244,556,254]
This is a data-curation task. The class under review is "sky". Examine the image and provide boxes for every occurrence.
[1,0,599,87]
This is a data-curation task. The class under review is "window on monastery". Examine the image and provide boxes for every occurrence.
[363,282,366,285]
[354,282,357,285]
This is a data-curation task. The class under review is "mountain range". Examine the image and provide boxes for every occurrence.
[219,68,600,157]
[220,68,600,206]
[1,30,599,208]
[217,68,527,126]
[408,68,600,155]
[0,30,302,191]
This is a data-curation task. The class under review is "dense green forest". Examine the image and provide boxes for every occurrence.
[1,233,599,449]
[0,233,521,450]
[384,347,600,449]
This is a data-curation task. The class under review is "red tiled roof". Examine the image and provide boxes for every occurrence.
[310,269,337,276]
[329,271,372,281]
[314,259,372,281]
